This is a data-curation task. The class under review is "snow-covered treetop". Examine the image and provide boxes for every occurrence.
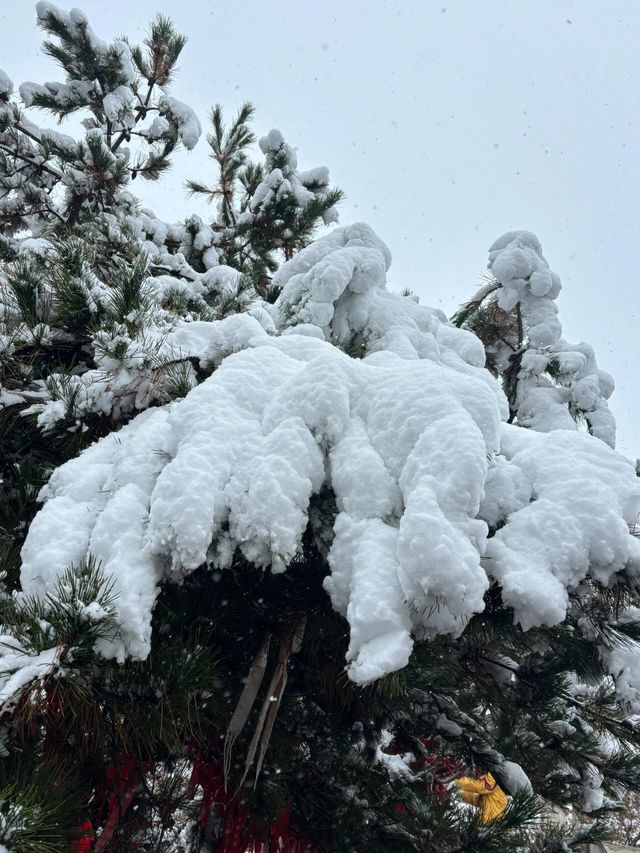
[19,223,640,693]
[273,222,485,367]
[454,230,616,447]
[1,6,341,287]
[0,2,200,248]
[251,128,337,225]
[185,103,343,277]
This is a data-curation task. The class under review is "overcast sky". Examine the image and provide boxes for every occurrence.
[2,0,638,455]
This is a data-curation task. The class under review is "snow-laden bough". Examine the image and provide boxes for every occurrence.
[19,224,640,686]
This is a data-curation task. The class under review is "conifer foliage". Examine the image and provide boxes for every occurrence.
[186,106,343,280]
[1,5,640,853]
[452,232,616,446]
[0,4,197,244]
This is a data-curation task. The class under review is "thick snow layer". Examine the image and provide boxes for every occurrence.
[274,222,391,337]
[485,424,640,629]
[483,423,640,630]
[21,407,171,661]
[20,279,503,675]
[273,223,489,372]
[19,223,640,685]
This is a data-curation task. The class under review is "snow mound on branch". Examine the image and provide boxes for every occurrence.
[158,95,202,150]
[274,222,392,334]
[19,223,640,684]
[0,638,59,713]
[605,641,640,713]
[36,3,137,84]
[483,423,640,630]
[273,223,488,368]
[0,70,13,96]
[36,3,89,36]
[498,760,533,795]
[21,321,501,675]
[249,129,339,226]
[21,406,171,660]
[102,85,134,125]
[600,603,640,713]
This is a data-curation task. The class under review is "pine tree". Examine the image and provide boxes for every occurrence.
[185,105,343,286]
[0,4,200,246]
[1,6,640,853]
[451,231,615,446]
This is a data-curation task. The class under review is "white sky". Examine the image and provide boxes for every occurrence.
[2,0,638,455]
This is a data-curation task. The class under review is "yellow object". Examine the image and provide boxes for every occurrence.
[454,772,508,824]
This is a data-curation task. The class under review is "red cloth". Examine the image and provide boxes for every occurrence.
[70,819,94,852]
[187,749,317,853]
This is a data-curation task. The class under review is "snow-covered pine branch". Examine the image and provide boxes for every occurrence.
[19,223,640,690]
[0,2,200,244]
